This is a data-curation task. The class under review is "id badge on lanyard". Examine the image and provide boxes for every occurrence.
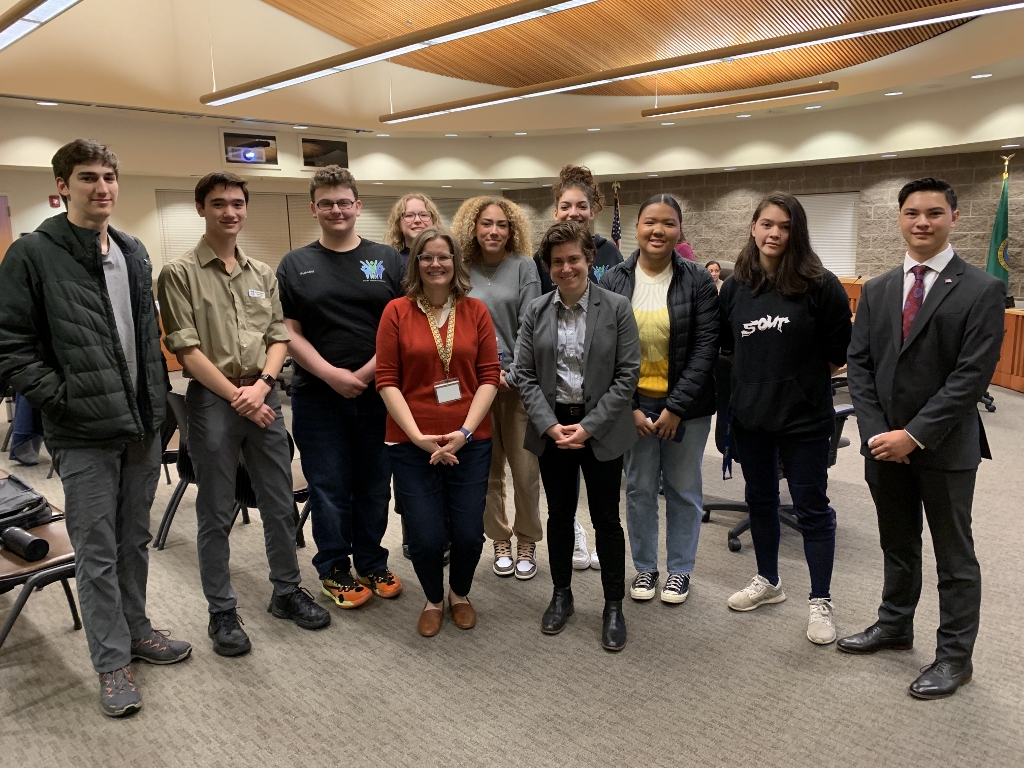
[421,295,462,404]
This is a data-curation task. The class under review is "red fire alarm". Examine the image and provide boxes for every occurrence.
[49,195,61,208]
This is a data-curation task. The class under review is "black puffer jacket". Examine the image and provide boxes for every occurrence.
[602,253,719,421]
[0,214,167,448]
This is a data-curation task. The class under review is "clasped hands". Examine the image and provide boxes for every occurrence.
[231,380,274,428]
[633,408,681,440]
[414,431,469,465]
[545,423,591,450]
[869,430,918,463]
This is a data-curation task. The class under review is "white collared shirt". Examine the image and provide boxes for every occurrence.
[902,243,955,305]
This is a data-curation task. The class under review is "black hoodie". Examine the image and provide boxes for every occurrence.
[718,271,851,438]
[534,233,623,294]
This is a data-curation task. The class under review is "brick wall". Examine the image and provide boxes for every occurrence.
[504,151,1023,298]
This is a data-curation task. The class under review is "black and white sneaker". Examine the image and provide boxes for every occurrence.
[629,571,659,601]
[661,574,690,604]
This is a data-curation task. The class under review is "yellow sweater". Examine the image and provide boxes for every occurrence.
[632,264,672,398]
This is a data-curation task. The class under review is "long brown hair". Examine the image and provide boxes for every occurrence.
[401,227,473,300]
[733,192,825,297]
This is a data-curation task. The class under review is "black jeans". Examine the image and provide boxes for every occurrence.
[865,460,980,663]
[538,405,626,601]
[388,439,491,604]
[733,429,836,600]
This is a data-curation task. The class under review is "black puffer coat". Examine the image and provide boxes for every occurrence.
[0,214,168,448]
[601,253,718,421]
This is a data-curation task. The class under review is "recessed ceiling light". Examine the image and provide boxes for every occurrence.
[372,181,384,185]
[736,114,751,118]
[587,128,600,131]
[482,181,495,185]
[37,101,58,106]
[885,91,903,96]
[971,73,992,79]
[723,167,737,171]
[881,153,898,158]
[514,132,528,135]
[661,122,675,126]
[1002,143,1020,148]
[542,183,553,187]
[648,174,659,177]
[293,125,308,129]
[445,133,458,137]
[501,187,510,190]
[376,133,390,137]
[805,105,821,110]
[441,185,452,188]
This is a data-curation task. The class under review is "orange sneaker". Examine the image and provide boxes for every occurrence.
[357,569,404,599]
[321,568,373,609]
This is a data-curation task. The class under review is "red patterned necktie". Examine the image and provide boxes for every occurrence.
[902,264,930,340]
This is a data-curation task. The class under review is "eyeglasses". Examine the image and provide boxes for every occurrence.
[401,211,434,222]
[315,199,356,211]
[417,254,453,264]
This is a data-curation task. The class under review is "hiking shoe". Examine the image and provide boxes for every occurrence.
[208,609,251,657]
[131,629,192,665]
[269,586,332,629]
[99,665,142,717]
[661,574,690,604]
[516,541,538,580]
[807,598,837,645]
[358,569,404,599]
[630,571,659,601]
[572,520,590,570]
[728,574,787,611]
[322,568,373,609]
[493,540,514,577]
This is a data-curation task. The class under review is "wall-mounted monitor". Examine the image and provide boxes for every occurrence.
[302,137,349,168]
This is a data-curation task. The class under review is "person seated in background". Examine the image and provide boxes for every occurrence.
[159,172,330,659]
[514,221,641,651]
[705,260,723,292]
[0,138,190,717]
[376,227,500,637]
[719,192,851,645]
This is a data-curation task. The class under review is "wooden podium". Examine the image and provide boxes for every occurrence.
[992,309,1024,393]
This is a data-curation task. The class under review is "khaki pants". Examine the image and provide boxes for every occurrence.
[484,389,542,544]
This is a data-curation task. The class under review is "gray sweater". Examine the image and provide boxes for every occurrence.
[468,254,541,374]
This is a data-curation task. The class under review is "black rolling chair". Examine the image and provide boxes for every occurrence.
[155,392,195,550]
[703,355,854,552]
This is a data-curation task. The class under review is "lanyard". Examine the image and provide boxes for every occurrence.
[419,295,456,380]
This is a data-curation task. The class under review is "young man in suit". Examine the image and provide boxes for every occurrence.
[841,178,1006,699]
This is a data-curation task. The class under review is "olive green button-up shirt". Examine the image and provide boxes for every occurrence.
[158,238,290,379]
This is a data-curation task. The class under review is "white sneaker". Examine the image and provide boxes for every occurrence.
[590,550,600,570]
[572,520,590,570]
[807,598,836,645]
[727,574,787,612]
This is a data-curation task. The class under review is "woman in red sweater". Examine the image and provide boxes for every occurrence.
[376,227,500,637]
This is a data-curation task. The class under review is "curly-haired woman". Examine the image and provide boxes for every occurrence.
[451,196,542,581]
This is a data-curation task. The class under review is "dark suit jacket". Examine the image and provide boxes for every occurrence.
[847,253,1005,470]
[512,284,641,462]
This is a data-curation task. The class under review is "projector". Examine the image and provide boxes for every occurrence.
[227,146,266,163]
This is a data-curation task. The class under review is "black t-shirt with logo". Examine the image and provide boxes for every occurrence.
[277,238,406,391]
[718,270,851,437]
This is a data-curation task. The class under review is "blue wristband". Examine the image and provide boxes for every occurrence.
[459,427,473,442]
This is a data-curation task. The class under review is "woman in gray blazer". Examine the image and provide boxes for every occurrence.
[513,221,641,651]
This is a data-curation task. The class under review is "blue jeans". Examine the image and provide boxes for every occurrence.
[389,439,492,605]
[624,395,711,576]
[291,385,391,579]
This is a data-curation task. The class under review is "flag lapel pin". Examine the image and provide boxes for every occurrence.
[945,278,953,283]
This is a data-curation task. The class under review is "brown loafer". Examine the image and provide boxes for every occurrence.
[449,599,477,630]
[418,604,443,637]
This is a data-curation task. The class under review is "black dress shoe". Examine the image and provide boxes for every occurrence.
[909,660,973,700]
[837,623,913,654]
[601,600,627,652]
[541,588,574,634]
[268,587,332,630]
[208,609,251,657]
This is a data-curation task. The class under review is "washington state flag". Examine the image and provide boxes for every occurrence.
[986,162,1011,289]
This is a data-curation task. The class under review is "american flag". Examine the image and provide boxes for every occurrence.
[610,182,621,248]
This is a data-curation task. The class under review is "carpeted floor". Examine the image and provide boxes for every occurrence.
[1,377,1022,768]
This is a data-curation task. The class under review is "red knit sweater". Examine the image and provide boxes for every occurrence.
[376,296,500,443]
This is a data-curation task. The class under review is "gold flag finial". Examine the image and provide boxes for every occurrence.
[612,181,621,192]
[1003,153,1015,175]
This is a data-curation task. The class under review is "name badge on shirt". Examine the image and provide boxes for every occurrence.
[434,379,462,404]
[248,289,266,299]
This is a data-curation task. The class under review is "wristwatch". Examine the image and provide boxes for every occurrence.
[459,427,474,442]
[259,373,277,389]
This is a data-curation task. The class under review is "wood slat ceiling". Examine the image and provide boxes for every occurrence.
[261,0,967,97]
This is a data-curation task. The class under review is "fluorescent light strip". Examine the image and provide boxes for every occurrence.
[645,85,837,117]
[203,0,598,106]
[0,0,83,52]
[381,0,1024,122]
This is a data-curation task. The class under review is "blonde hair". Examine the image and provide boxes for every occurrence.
[450,196,533,263]
[384,193,443,251]
[402,227,473,300]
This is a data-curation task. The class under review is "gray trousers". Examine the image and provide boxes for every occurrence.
[186,381,300,613]
[51,435,159,674]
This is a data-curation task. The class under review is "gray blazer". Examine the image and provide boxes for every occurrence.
[512,283,641,462]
